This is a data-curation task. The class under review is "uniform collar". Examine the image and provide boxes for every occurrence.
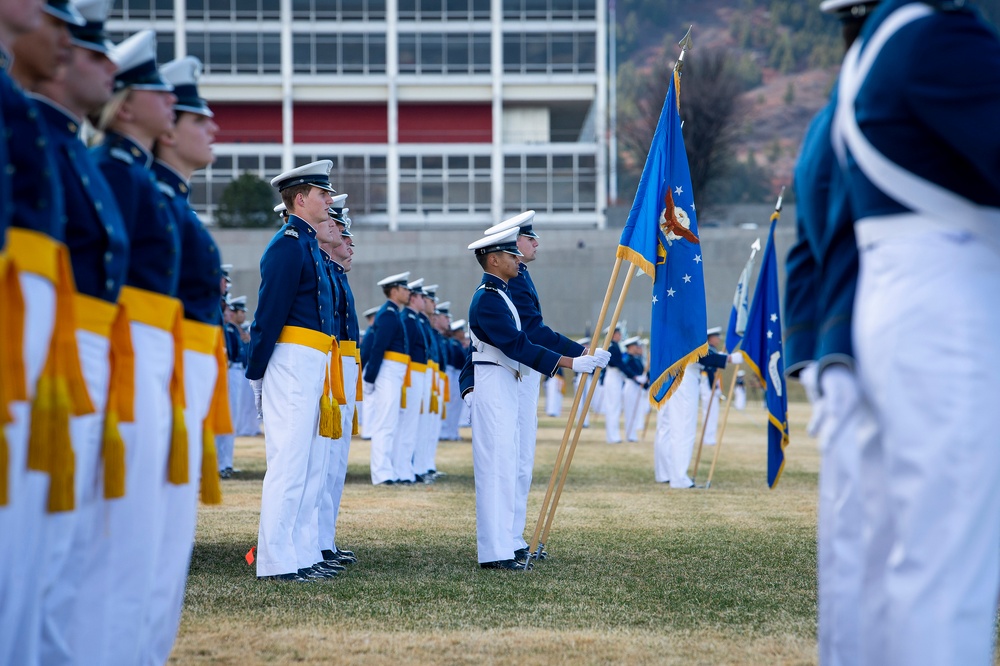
[481,272,509,290]
[107,131,153,168]
[332,261,346,273]
[153,159,191,199]
[385,300,400,312]
[287,214,318,239]
[29,94,83,136]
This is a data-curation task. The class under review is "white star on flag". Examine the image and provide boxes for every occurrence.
[674,186,683,196]
[690,203,696,211]
[652,295,658,304]
[682,274,692,283]
[666,288,676,297]
[770,313,777,322]
[693,255,702,264]
[767,330,773,339]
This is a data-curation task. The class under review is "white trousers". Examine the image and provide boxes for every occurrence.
[143,347,216,666]
[853,230,1000,666]
[103,323,174,666]
[813,366,866,666]
[472,363,520,563]
[391,368,426,482]
[623,379,645,442]
[652,364,699,487]
[699,376,721,445]
[413,367,436,476]
[603,368,624,443]
[733,385,747,411]
[367,359,406,484]
[0,274,54,666]
[441,367,463,440]
[215,432,234,471]
[39,330,110,666]
[230,364,261,436]
[544,375,562,417]
[256,342,326,577]
[513,370,541,551]
[319,356,358,553]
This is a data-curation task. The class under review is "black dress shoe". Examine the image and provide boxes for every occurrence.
[315,561,345,574]
[258,572,311,582]
[396,479,414,485]
[514,547,548,562]
[335,549,358,564]
[377,480,395,486]
[479,559,531,571]
[298,567,334,579]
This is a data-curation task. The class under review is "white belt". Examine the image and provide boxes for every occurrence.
[471,340,527,381]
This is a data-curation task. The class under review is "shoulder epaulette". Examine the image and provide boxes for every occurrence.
[283,226,299,238]
[109,147,134,165]
[156,181,175,199]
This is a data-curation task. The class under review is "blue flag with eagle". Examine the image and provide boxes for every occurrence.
[617,72,707,406]
[741,214,789,488]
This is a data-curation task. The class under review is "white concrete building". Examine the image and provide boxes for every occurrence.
[109,0,608,229]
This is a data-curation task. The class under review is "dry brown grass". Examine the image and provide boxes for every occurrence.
[172,400,820,665]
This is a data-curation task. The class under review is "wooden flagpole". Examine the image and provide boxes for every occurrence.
[705,363,740,488]
[532,266,637,563]
[690,372,719,484]
[525,256,624,566]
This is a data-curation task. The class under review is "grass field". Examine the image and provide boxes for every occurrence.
[173,399,821,665]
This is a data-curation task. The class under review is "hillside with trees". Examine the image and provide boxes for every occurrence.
[612,0,1000,210]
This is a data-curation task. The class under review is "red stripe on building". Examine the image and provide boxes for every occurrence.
[211,104,283,143]
[294,104,389,143]
[398,104,491,143]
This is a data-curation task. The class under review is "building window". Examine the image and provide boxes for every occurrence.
[292,33,387,75]
[187,32,282,75]
[292,152,389,215]
[185,0,281,20]
[399,154,491,215]
[108,30,176,65]
[502,0,596,20]
[398,0,490,20]
[190,153,284,222]
[503,152,596,213]
[503,32,596,74]
[110,0,174,20]
[291,0,387,20]
[398,33,490,74]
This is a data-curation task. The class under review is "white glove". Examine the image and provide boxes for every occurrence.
[636,373,648,384]
[815,365,861,444]
[592,348,612,368]
[463,390,473,409]
[799,363,822,437]
[572,355,600,374]
[363,381,376,396]
[249,378,263,420]
[728,351,743,365]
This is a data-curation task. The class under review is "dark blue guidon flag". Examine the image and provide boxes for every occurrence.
[617,71,707,407]
[741,214,789,488]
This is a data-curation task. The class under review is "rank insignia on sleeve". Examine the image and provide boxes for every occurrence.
[284,227,299,238]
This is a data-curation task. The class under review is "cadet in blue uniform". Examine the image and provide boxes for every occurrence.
[147,55,231,662]
[479,211,589,560]
[466,227,608,570]
[29,2,132,662]
[216,298,244,479]
[360,272,411,485]
[392,278,429,484]
[833,2,1000,663]
[414,282,442,482]
[620,336,646,442]
[784,3,876,662]
[247,160,338,582]
[601,326,629,444]
[698,328,725,447]
[90,29,187,665]
[442,318,468,438]
[319,205,360,566]
[0,4,91,666]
